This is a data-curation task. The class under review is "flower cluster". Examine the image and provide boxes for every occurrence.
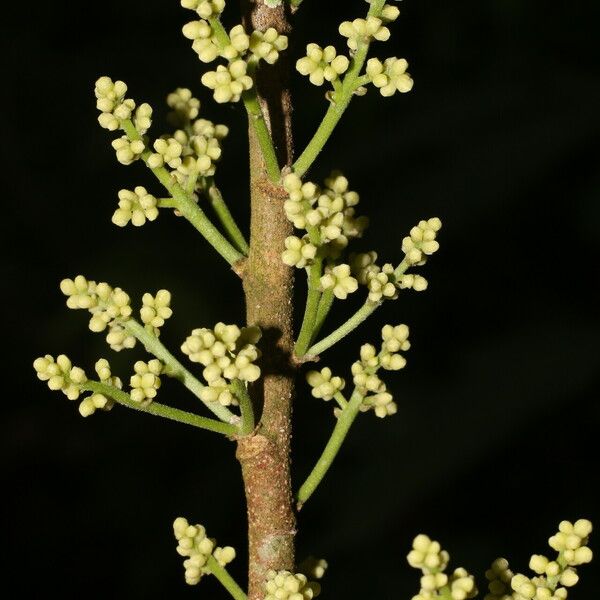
[95,76,138,131]
[173,517,235,586]
[180,1,288,103]
[264,570,321,600]
[508,519,593,600]
[408,534,477,600]
[167,87,200,126]
[140,289,173,335]
[347,216,442,303]
[282,172,368,273]
[34,354,87,401]
[111,135,145,165]
[60,276,135,351]
[402,218,442,266]
[296,44,349,86]
[130,360,163,405]
[201,60,254,103]
[112,187,159,227]
[306,367,345,401]
[181,323,261,406]
[33,355,120,417]
[148,137,183,169]
[339,15,392,51]
[366,57,414,96]
[351,324,410,417]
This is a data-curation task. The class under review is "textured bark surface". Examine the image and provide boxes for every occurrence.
[237,2,296,599]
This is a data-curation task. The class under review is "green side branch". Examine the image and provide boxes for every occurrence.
[82,381,237,436]
[123,319,238,424]
[294,255,323,356]
[208,17,281,182]
[296,389,364,508]
[207,556,248,600]
[302,258,411,358]
[205,177,250,254]
[292,0,387,177]
[230,378,255,435]
[120,119,244,266]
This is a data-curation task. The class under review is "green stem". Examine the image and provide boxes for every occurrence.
[294,256,323,356]
[208,18,281,183]
[305,300,380,357]
[231,379,255,436]
[311,289,334,345]
[292,0,386,177]
[296,390,364,508]
[120,120,243,266]
[207,556,248,600]
[333,391,348,410]
[305,259,413,357]
[123,319,237,424]
[205,178,249,255]
[81,381,237,436]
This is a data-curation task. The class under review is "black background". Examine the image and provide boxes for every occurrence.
[3,0,600,597]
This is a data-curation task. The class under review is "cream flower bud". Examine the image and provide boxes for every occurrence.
[133,102,153,134]
[113,187,158,227]
[366,56,414,96]
[148,137,183,169]
[339,16,390,51]
[130,360,162,405]
[264,570,321,600]
[141,289,173,332]
[167,88,200,123]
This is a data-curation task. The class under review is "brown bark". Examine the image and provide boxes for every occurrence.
[236,2,296,599]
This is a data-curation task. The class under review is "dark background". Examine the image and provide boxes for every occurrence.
[3,0,599,597]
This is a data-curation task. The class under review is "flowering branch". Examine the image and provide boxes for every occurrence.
[119,119,245,267]
[207,556,248,600]
[205,177,250,254]
[292,0,388,177]
[124,319,237,423]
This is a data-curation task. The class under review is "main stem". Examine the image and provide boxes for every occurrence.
[237,3,296,599]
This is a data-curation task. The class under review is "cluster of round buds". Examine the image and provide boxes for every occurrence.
[282,236,317,268]
[281,172,367,268]
[320,264,358,299]
[366,263,398,302]
[193,118,229,140]
[140,289,173,334]
[380,324,410,369]
[264,570,321,600]
[130,359,163,405]
[249,28,288,64]
[34,354,87,401]
[306,367,345,401]
[178,134,222,177]
[111,136,145,165]
[181,0,225,19]
[147,137,183,169]
[173,517,235,586]
[112,187,158,227]
[548,519,593,566]
[60,276,135,351]
[366,57,414,96]
[350,344,395,417]
[484,558,514,600]
[339,16,391,51]
[167,88,200,125]
[398,273,429,292]
[449,569,477,600]
[402,218,442,266]
[183,19,220,63]
[79,359,121,417]
[349,251,380,285]
[95,76,136,131]
[296,44,349,86]
[408,536,450,573]
[181,323,261,406]
[201,60,253,103]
